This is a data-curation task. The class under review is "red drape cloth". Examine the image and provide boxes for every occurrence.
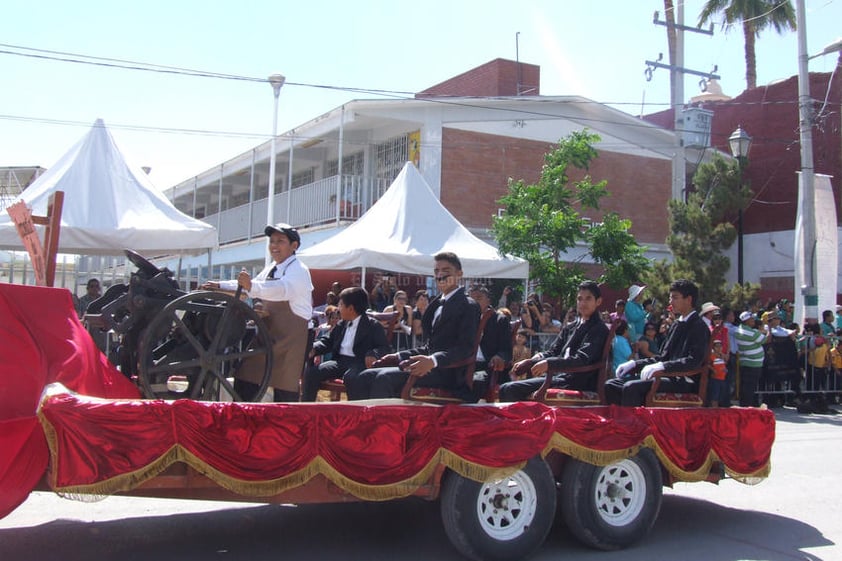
[0,284,140,519]
[38,391,774,500]
[1,284,775,514]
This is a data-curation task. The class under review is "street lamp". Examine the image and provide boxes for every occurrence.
[266,74,285,264]
[728,126,751,286]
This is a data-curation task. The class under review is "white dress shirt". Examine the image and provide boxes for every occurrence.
[220,255,313,321]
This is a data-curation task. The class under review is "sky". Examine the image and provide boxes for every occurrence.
[1,0,840,191]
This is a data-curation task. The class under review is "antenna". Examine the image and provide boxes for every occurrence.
[515,31,522,96]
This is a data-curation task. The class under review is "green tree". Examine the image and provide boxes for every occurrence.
[643,155,757,308]
[492,130,650,305]
[698,0,796,90]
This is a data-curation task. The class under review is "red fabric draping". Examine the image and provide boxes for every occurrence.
[0,284,140,519]
[38,390,774,500]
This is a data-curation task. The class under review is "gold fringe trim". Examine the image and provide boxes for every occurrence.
[543,432,770,483]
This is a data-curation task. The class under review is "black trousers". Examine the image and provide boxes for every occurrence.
[344,366,465,400]
[301,355,364,401]
[604,376,695,407]
[498,373,592,402]
[737,365,762,407]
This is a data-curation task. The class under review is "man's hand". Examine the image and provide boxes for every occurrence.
[511,359,532,378]
[364,355,377,368]
[640,363,664,380]
[372,353,399,368]
[530,359,549,378]
[615,359,637,378]
[201,281,220,290]
[236,268,252,292]
[405,355,435,377]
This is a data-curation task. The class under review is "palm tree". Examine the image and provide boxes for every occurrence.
[698,0,796,90]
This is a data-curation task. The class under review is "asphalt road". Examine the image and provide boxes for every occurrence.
[2,406,841,561]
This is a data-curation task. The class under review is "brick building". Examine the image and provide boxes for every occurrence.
[157,59,719,294]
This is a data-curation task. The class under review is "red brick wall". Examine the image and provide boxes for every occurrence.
[417,58,540,98]
[439,128,672,245]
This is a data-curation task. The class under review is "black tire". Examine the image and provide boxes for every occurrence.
[138,291,272,402]
[560,448,662,550]
[440,456,556,561]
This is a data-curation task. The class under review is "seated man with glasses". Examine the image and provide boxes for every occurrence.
[301,287,392,401]
[344,252,479,400]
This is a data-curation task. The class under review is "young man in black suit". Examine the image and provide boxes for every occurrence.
[301,287,391,401]
[344,252,480,400]
[469,285,514,398]
[498,280,608,402]
[604,279,710,407]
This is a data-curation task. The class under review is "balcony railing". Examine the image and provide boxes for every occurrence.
[201,174,390,245]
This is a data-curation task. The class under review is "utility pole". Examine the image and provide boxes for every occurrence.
[646,9,717,201]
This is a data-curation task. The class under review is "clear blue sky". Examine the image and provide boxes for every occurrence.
[1,0,840,189]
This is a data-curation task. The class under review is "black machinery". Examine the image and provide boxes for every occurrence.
[86,250,273,402]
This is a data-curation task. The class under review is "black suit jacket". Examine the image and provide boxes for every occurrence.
[312,314,391,361]
[479,309,513,365]
[635,311,710,378]
[400,287,479,373]
[534,315,608,371]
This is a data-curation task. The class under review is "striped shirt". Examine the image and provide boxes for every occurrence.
[735,325,766,368]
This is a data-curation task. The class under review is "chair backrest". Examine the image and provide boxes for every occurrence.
[644,330,714,407]
[533,319,619,403]
[367,310,400,347]
[399,308,494,400]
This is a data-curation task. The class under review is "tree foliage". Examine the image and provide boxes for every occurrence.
[492,130,650,304]
[642,155,758,308]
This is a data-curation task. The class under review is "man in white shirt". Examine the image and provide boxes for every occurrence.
[203,223,313,402]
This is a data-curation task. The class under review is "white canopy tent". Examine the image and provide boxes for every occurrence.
[298,162,528,280]
[0,119,217,256]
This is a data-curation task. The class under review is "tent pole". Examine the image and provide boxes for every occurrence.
[206,249,212,287]
[361,266,366,292]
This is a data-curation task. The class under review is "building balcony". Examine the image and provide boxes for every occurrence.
[199,174,391,246]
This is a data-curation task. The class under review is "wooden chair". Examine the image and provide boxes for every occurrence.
[319,310,400,401]
[399,309,495,404]
[644,334,713,407]
[531,320,619,406]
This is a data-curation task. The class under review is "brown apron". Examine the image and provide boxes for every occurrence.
[237,300,308,393]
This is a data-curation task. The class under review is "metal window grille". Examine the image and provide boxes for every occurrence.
[374,135,409,182]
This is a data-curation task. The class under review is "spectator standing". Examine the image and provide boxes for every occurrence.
[734,311,768,407]
[624,284,646,341]
[369,273,397,312]
[611,321,634,376]
[411,290,430,347]
[76,278,102,318]
[383,290,413,351]
[708,340,728,407]
[820,309,836,337]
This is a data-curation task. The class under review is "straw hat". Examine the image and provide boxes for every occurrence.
[700,302,720,316]
[628,284,646,301]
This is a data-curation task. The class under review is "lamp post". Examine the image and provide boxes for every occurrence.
[265,74,285,229]
[729,126,752,286]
